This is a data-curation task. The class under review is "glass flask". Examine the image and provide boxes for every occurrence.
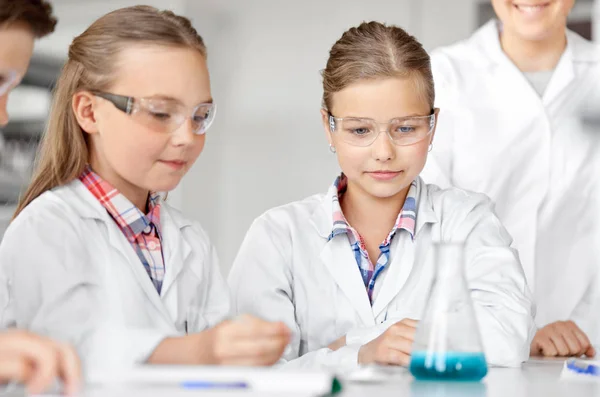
[409,243,488,381]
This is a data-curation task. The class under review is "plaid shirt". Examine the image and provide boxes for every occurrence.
[79,166,165,294]
[328,174,417,304]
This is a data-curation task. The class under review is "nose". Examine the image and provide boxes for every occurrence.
[371,128,395,162]
[170,117,196,147]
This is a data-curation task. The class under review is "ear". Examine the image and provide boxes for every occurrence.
[72,90,100,135]
[320,108,334,147]
[429,108,441,145]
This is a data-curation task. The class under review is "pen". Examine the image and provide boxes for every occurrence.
[181,381,249,389]
[566,359,600,376]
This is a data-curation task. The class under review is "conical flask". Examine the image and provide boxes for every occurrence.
[409,242,488,381]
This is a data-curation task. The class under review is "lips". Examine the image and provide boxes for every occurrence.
[513,2,550,14]
[367,170,403,181]
[159,160,187,170]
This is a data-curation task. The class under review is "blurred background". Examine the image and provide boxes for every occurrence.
[0,0,597,274]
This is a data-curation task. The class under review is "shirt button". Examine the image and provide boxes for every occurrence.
[148,241,157,250]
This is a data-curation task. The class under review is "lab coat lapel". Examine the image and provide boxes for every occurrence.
[319,237,375,327]
[371,178,438,318]
[310,189,375,327]
[543,44,574,107]
[72,182,173,325]
[160,206,193,297]
[104,215,173,325]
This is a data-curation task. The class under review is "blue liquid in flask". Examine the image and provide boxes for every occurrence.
[409,351,488,381]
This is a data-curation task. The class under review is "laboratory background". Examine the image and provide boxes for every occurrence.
[0,0,597,275]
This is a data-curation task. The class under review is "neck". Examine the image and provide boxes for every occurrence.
[500,26,567,72]
[89,155,149,213]
[341,181,409,238]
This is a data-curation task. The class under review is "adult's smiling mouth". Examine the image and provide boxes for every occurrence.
[513,2,551,15]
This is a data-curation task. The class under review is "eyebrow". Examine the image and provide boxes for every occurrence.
[146,94,214,104]
[334,109,434,119]
[339,113,429,119]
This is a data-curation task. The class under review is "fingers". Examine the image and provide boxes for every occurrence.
[56,344,82,395]
[388,321,417,340]
[225,336,289,359]
[547,332,570,356]
[532,321,594,357]
[0,355,33,385]
[570,324,593,357]
[585,345,596,358]
[233,317,291,338]
[213,317,291,365]
[532,333,557,357]
[327,336,346,351]
[372,334,413,366]
[375,349,411,366]
[384,334,414,355]
[0,331,81,394]
[398,319,418,328]
[0,332,59,395]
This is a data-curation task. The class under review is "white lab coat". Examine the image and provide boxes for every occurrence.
[228,177,535,369]
[0,179,230,373]
[422,20,600,340]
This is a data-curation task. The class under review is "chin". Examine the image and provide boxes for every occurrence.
[513,22,560,41]
[361,182,408,200]
[149,178,182,193]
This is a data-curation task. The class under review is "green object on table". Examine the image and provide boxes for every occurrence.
[321,376,343,396]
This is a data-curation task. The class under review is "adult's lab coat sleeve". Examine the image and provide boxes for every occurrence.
[0,213,173,372]
[228,216,360,369]
[447,192,536,367]
[420,51,458,189]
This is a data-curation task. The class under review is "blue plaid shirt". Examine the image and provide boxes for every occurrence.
[328,174,417,304]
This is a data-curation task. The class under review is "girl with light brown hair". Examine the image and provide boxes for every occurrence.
[229,21,534,369]
[0,5,289,374]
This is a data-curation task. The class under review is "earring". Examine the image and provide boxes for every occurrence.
[329,144,337,154]
[428,144,433,152]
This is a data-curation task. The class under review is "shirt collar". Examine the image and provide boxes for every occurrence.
[79,165,162,242]
[328,173,417,242]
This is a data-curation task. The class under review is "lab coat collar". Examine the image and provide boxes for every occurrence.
[67,179,193,229]
[310,176,438,239]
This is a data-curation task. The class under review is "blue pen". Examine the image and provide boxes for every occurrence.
[566,359,600,376]
[181,381,249,389]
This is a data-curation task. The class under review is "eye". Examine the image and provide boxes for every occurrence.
[351,128,370,135]
[150,111,171,120]
[397,126,416,133]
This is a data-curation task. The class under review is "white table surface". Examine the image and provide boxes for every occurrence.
[7,359,600,397]
[342,360,600,397]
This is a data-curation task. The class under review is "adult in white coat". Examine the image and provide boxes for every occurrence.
[0,6,290,374]
[421,0,600,357]
[228,21,535,370]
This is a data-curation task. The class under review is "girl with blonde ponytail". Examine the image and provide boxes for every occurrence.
[1,6,289,372]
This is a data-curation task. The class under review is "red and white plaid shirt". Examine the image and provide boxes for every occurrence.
[79,166,165,294]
